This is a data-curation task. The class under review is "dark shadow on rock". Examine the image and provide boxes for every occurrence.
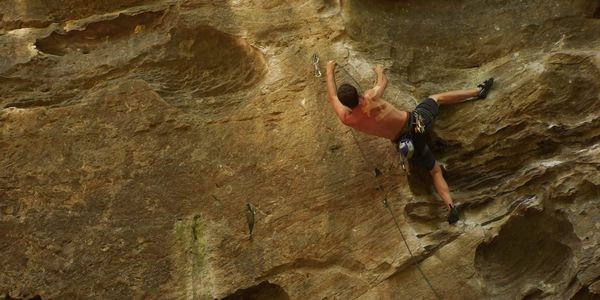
[134,24,267,115]
[222,281,290,300]
[3,294,42,300]
[35,11,165,56]
[571,284,600,300]
[403,161,449,223]
[475,208,579,298]
[593,3,600,18]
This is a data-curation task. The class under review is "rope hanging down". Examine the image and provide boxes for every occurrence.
[349,123,442,300]
[331,60,443,300]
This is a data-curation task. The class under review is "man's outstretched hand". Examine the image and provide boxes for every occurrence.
[327,60,336,74]
[373,64,384,74]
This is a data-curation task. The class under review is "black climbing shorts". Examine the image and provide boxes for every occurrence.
[404,97,439,171]
[415,97,439,130]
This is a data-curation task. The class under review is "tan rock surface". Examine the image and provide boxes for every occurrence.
[1,0,599,299]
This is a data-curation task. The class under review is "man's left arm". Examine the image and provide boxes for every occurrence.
[326,60,352,124]
[370,65,388,100]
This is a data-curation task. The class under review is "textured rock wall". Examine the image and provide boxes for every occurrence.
[1,0,599,299]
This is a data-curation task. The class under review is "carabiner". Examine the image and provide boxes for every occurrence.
[312,54,322,77]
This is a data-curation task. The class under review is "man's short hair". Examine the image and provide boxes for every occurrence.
[337,83,359,108]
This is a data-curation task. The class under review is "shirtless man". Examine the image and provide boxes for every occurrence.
[326,60,493,224]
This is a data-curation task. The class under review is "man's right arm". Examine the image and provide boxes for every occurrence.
[326,60,352,124]
[368,65,388,100]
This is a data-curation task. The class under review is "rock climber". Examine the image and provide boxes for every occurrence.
[325,60,493,224]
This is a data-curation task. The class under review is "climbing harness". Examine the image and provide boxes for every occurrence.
[390,91,413,176]
[413,112,426,133]
[395,110,426,176]
[312,53,322,77]
[335,60,442,300]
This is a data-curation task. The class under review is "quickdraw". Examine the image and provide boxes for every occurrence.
[312,53,322,77]
[400,152,410,176]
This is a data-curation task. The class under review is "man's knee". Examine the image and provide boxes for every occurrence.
[429,94,441,102]
[429,162,442,176]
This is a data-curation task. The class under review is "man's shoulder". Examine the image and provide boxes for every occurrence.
[342,112,360,126]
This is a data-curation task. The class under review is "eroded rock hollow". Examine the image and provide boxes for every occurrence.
[1,0,599,299]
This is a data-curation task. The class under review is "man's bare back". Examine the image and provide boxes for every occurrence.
[344,93,409,140]
[325,62,408,141]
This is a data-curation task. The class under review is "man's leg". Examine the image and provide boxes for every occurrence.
[430,162,460,224]
[430,88,480,105]
[413,146,455,211]
[430,78,494,105]
[425,87,482,204]
[429,162,453,209]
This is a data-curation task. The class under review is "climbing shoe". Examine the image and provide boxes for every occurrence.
[447,205,459,224]
[477,78,494,99]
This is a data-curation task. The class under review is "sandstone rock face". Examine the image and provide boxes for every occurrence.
[1,1,599,299]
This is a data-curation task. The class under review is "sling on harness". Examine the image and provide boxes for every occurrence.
[395,110,426,175]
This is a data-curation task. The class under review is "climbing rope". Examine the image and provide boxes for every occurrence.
[332,61,443,300]
[349,128,443,300]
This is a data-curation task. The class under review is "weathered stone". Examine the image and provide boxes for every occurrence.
[1,0,599,299]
